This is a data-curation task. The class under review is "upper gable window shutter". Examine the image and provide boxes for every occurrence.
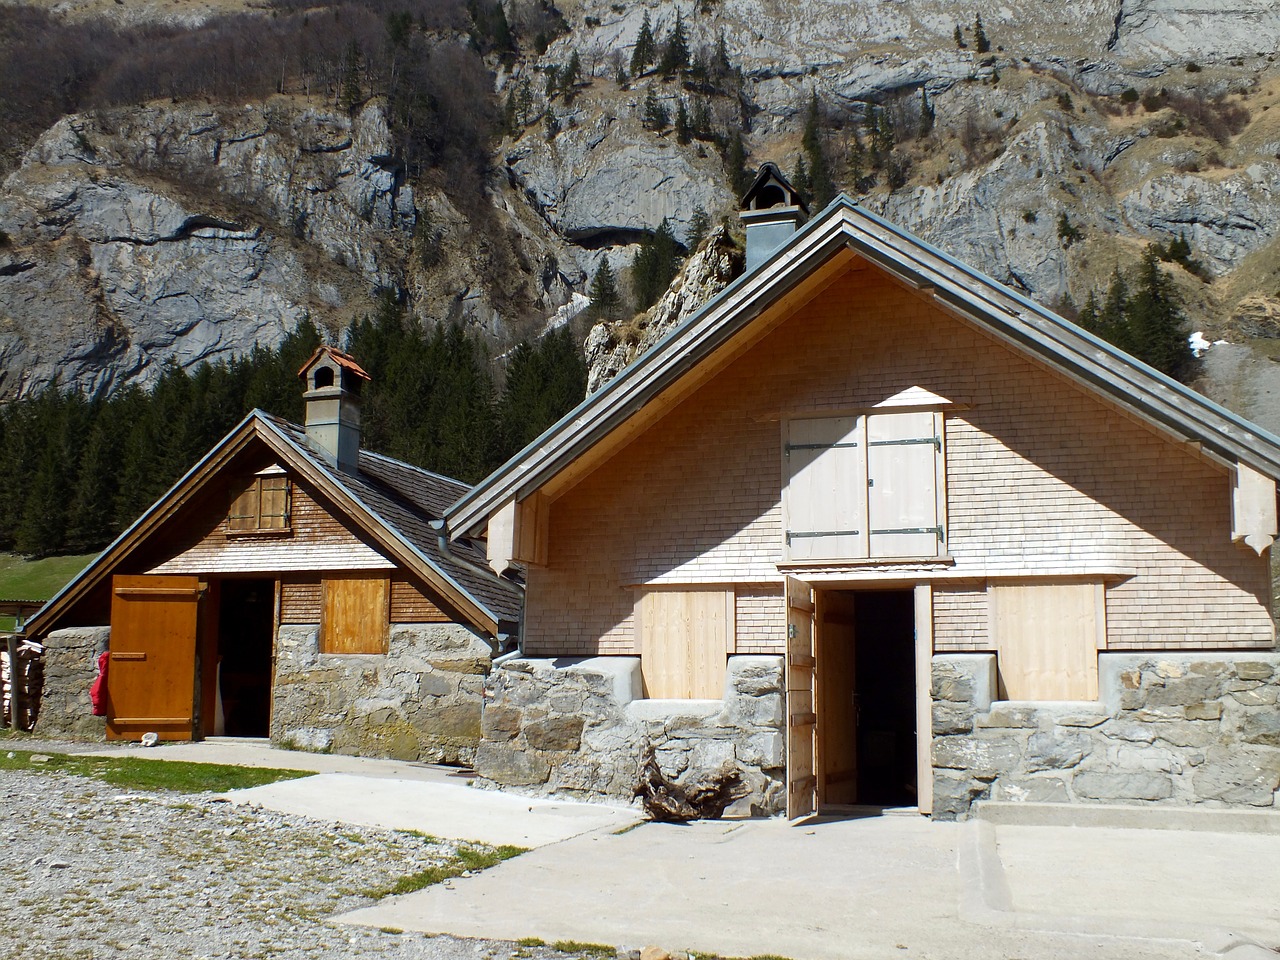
[785,417,867,560]
[867,410,943,558]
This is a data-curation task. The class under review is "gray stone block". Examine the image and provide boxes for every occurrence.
[475,741,551,786]
[995,777,1071,803]
[1239,711,1280,747]
[1235,661,1275,681]
[1025,731,1089,772]
[932,773,992,821]
[524,715,584,752]
[975,704,1039,729]
[932,701,974,736]
[1073,771,1173,801]
[932,735,1024,776]
[1192,749,1280,806]
[1184,701,1223,721]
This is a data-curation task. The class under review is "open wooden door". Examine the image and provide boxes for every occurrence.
[785,576,817,820]
[107,575,203,741]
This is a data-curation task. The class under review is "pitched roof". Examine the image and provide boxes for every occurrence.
[27,411,520,639]
[447,195,1280,537]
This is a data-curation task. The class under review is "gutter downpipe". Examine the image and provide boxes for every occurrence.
[430,518,523,662]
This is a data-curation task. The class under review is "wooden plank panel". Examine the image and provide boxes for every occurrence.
[817,590,857,806]
[639,589,727,698]
[867,410,940,558]
[784,417,866,561]
[107,574,201,741]
[914,584,934,816]
[991,582,1100,700]
[785,576,817,820]
[321,577,389,654]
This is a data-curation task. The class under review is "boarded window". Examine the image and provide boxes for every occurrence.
[320,577,390,654]
[229,472,291,533]
[638,589,730,699]
[784,411,944,561]
[990,582,1103,701]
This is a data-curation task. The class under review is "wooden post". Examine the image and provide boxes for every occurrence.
[6,634,20,730]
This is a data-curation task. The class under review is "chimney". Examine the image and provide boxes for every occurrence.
[738,162,808,273]
[298,346,371,474]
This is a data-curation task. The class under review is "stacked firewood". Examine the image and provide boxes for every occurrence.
[2,636,43,730]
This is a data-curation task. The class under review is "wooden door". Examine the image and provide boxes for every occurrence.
[817,591,859,806]
[107,575,202,741]
[785,576,817,820]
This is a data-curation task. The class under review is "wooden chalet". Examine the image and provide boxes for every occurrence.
[28,347,519,762]
[446,173,1280,818]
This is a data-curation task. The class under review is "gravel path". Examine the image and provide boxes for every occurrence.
[0,768,617,960]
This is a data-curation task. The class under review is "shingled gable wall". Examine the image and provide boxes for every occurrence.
[479,260,1277,815]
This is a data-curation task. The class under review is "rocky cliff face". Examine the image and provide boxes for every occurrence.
[7,0,1280,431]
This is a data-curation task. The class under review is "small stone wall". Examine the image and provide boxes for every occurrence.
[269,622,491,763]
[932,652,1280,819]
[33,627,109,739]
[477,655,786,815]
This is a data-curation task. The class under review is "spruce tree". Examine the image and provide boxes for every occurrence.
[1128,248,1193,377]
[954,24,966,48]
[723,129,750,197]
[339,41,363,112]
[588,258,621,320]
[974,15,990,54]
[631,12,656,76]
[643,86,669,130]
[687,208,710,251]
[658,12,690,76]
[801,93,835,208]
[675,99,691,144]
[919,87,935,138]
[631,219,682,310]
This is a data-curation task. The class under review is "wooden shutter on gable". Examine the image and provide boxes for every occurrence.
[866,410,943,558]
[784,417,866,561]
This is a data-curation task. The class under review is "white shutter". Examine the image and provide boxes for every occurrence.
[867,411,943,558]
[784,417,867,560]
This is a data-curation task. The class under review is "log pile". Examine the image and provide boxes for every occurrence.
[2,635,43,730]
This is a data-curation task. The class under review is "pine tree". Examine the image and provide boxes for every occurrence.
[974,15,990,54]
[687,208,710,251]
[792,155,811,202]
[954,24,966,48]
[675,99,691,144]
[658,11,690,76]
[631,11,656,76]
[631,219,682,310]
[643,86,669,130]
[562,50,581,99]
[919,87,935,138]
[588,258,621,320]
[723,128,750,197]
[339,41,364,112]
[1128,248,1193,377]
[801,93,835,208]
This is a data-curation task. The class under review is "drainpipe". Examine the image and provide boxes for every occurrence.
[430,518,523,661]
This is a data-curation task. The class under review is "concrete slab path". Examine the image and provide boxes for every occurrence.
[342,807,1280,960]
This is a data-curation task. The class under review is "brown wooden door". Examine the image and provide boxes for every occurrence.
[107,575,202,741]
[817,591,859,806]
[785,576,817,820]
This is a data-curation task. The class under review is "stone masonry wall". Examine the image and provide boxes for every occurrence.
[932,653,1280,819]
[271,623,490,764]
[476,655,786,815]
[34,627,110,739]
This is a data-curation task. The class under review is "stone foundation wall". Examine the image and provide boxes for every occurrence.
[33,627,110,739]
[932,652,1280,819]
[476,655,786,815]
[270,623,491,763]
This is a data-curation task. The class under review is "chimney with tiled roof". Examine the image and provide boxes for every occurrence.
[298,346,371,473]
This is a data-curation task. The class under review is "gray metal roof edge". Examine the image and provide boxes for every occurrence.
[260,417,504,631]
[25,409,267,636]
[446,203,860,534]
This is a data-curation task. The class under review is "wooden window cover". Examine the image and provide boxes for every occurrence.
[320,577,389,654]
[991,582,1103,701]
[638,589,730,699]
[229,475,291,533]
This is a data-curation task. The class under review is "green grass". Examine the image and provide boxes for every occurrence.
[516,938,547,948]
[550,943,614,958]
[366,842,525,898]
[0,748,312,792]
[0,551,98,628]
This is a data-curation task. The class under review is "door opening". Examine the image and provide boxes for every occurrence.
[215,579,275,737]
[817,588,917,809]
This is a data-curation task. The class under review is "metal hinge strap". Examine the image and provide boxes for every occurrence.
[786,529,860,545]
[870,525,946,541]
[868,436,942,450]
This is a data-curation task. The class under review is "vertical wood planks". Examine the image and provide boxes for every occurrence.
[320,577,390,654]
[785,576,817,819]
[639,589,728,698]
[990,581,1101,700]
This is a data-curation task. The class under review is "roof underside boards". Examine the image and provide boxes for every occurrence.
[446,197,1280,537]
[27,411,519,639]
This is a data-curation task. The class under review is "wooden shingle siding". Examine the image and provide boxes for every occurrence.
[389,578,450,623]
[523,266,1274,657]
[150,484,393,575]
[280,580,322,623]
[736,584,785,654]
[932,584,990,651]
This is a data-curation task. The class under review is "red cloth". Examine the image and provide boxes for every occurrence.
[89,652,109,716]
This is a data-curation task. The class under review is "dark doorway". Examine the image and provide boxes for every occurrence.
[216,579,274,737]
[817,589,917,809]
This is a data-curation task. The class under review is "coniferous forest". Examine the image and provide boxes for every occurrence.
[0,303,585,560]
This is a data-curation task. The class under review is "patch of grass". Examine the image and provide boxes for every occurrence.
[610,820,643,836]
[0,749,311,792]
[516,938,547,948]
[551,943,614,958]
[366,842,525,898]
[0,550,97,603]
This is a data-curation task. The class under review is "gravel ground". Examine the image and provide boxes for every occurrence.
[0,767,619,960]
